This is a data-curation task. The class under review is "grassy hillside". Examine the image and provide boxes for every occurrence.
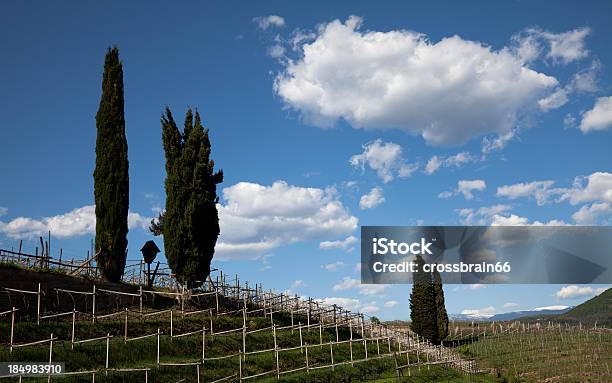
[556,288,612,326]
[0,305,494,382]
[0,267,494,383]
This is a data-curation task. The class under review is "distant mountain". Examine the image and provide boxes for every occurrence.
[489,306,572,321]
[449,314,490,321]
[450,306,573,322]
[556,288,612,326]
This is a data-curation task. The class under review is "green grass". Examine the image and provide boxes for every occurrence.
[556,288,612,326]
[0,307,492,382]
[456,327,612,382]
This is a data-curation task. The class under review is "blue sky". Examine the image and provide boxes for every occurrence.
[1,0,611,320]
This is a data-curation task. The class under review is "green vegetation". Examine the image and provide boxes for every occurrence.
[556,288,612,326]
[93,47,129,282]
[150,108,223,288]
[0,307,491,383]
[456,325,612,382]
[409,256,448,345]
[433,267,449,342]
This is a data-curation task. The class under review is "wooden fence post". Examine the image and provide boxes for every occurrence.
[330,342,334,371]
[156,328,160,365]
[37,283,41,325]
[105,333,110,371]
[239,352,243,381]
[349,320,353,366]
[202,326,205,362]
[92,285,96,323]
[273,324,279,380]
[10,307,15,353]
[209,309,214,336]
[242,307,247,360]
[305,344,309,374]
[319,322,323,349]
[71,309,76,349]
[299,322,304,354]
[124,308,128,342]
[215,290,219,313]
[48,333,53,364]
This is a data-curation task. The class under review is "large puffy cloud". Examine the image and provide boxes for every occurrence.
[560,172,612,205]
[274,16,558,145]
[350,139,417,183]
[580,96,612,133]
[0,205,151,239]
[572,202,612,224]
[216,181,358,260]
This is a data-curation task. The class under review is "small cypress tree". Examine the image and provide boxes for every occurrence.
[94,47,129,282]
[433,266,449,344]
[409,255,438,344]
[151,107,223,288]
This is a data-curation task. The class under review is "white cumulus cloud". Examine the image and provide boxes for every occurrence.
[555,285,608,300]
[0,205,150,239]
[216,181,358,260]
[560,172,612,205]
[580,96,612,133]
[441,180,486,200]
[359,187,385,210]
[496,180,557,205]
[350,139,417,183]
[457,204,511,225]
[333,276,387,296]
[513,27,590,65]
[572,202,612,224]
[274,16,559,146]
[319,235,357,252]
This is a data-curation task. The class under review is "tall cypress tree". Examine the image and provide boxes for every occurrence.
[409,255,439,344]
[433,266,449,344]
[94,47,129,282]
[151,107,223,288]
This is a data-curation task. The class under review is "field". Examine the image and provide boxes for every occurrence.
[0,264,487,383]
[0,310,498,383]
[1,257,609,383]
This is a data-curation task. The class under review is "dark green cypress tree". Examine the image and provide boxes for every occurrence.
[433,266,449,344]
[94,47,129,282]
[409,255,439,344]
[151,107,223,288]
